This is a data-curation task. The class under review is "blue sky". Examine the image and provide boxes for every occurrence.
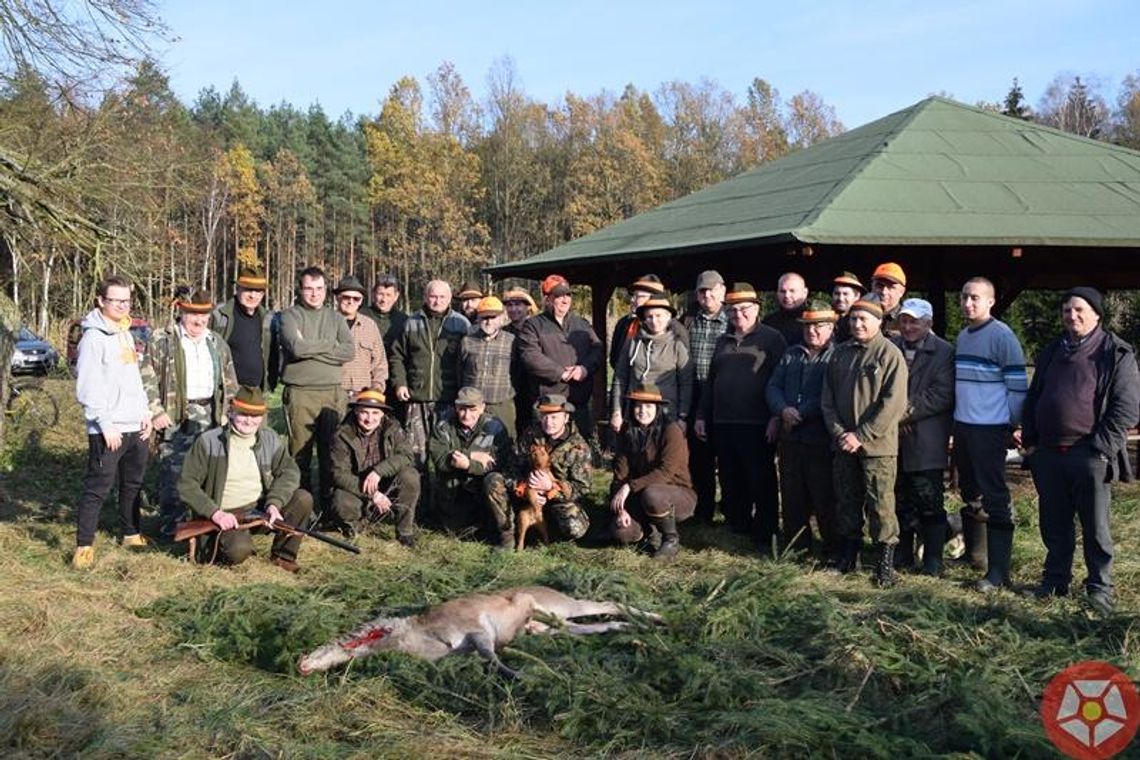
[158,0,1138,128]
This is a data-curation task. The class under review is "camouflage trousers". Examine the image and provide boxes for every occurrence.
[404,400,448,470]
[435,472,506,535]
[895,469,946,532]
[833,452,899,544]
[158,402,215,520]
[486,474,590,542]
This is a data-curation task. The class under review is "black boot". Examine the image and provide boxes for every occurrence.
[975,524,1014,593]
[835,539,862,574]
[875,542,898,588]
[653,515,680,560]
[895,530,915,571]
[920,519,947,576]
[957,508,988,571]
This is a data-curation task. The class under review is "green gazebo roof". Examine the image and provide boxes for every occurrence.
[489,96,1140,276]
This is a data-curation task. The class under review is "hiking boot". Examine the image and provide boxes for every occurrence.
[875,542,898,589]
[270,556,300,574]
[71,546,95,570]
[121,534,150,550]
[397,534,417,549]
[920,520,947,576]
[975,525,1014,594]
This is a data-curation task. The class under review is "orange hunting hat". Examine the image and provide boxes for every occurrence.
[476,296,504,317]
[541,274,571,297]
[871,262,906,287]
[626,383,667,404]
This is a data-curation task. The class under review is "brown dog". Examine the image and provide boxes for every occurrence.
[516,442,552,551]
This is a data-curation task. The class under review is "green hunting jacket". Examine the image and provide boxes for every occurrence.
[822,332,908,457]
[210,299,276,391]
[178,425,300,518]
[503,422,593,504]
[142,325,239,431]
[429,412,513,488]
[278,303,356,388]
[330,418,415,499]
[389,308,470,403]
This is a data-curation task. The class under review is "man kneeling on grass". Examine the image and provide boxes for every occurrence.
[177,386,313,572]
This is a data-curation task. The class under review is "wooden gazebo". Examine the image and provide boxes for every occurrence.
[487,96,1140,408]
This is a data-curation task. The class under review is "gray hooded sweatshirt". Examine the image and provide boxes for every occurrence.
[75,309,150,435]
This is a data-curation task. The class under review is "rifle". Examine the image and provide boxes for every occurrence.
[172,512,361,559]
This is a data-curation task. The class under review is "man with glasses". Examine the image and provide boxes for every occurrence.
[278,266,356,512]
[459,296,517,435]
[335,275,388,399]
[72,274,154,569]
[695,282,786,553]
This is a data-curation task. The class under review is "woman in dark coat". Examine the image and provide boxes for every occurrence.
[609,383,697,559]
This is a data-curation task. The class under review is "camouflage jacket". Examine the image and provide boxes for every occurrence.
[143,325,239,431]
[503,422,592,503]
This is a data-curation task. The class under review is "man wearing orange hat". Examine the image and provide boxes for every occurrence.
[210,266,274,391]
[870,262,908,337]
[144,288,239,532]
[517,274,603,437]
[459,295,517,434]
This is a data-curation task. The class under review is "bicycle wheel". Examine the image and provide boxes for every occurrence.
[7,384,60,431]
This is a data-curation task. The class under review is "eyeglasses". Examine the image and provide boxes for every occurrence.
[103,297,131,306]
[727,304,756,315]
[338,294,363,302]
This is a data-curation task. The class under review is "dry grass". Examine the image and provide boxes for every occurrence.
[2,379,1139,757]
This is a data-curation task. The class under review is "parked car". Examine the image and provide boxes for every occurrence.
[66,317,152,374]
[11,327,60,375]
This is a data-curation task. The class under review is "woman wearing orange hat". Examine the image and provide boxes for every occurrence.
[609,292,693,434]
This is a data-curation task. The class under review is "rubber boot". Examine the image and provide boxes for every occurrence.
[958,508,988,572]
[975,525,1014,593]
[895,530,915,571]
[653,515,680,560]
[835,539,862,574]
[920,519,947,576]
[875,542,898,588]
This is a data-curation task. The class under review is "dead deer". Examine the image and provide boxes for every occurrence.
[515,442,552,551]
[298,585,662,678]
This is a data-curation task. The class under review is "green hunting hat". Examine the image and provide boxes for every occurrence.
[231,386,268,416]
[334,276,367,296]
[455,386,485,407]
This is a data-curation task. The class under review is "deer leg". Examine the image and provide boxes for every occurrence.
[516,508,533,552]
[470,631,520,679]
[562,620,632,635]
[562,599,664,624]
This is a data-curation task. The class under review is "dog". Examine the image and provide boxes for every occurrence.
[515,442,552,551]
[297,585,662,678]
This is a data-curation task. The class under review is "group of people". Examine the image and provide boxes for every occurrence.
[70,261,1138,612]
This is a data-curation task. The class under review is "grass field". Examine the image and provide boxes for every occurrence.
[1,378,1138,758]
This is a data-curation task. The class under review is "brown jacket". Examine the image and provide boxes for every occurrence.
[612,418,694,493]
[822,332,908,457]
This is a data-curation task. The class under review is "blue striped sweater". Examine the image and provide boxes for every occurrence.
[953,318,1028,425]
